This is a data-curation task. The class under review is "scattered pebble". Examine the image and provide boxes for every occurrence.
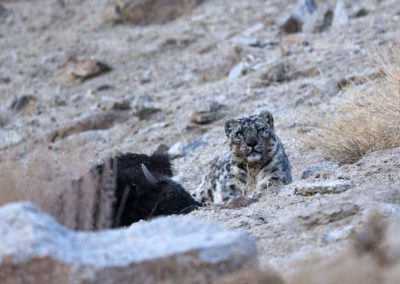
[72,59,111,80]
[191,101,224,124]
[168,142,186,159]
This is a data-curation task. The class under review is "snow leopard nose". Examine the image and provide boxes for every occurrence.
[246,136,257,147]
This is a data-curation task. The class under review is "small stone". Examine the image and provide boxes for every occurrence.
[232,37,262,47]
[280,34,310,56]
[168,142,186,159]
[96,84,114,92]
[323,225,355,242]
[185,139,207,153]
[351,7,369,18]
[243,23,264,36]
[0,130,23,150]
[228,62,245,79]
[55,57,111,86]
[9,95,36,113]
[303,4,333,33]
[0,4,10,18]
[332,1,349,27]
[316,78,340,97]
[380,204,400,216]
[280,0,317,33]
[97,96,131,111]
[293,181,353,196]
[72,59,111,80]
[0,77,11,84]
[258,62,292,86]
[222,195,260,209]
[154,143,169,154]
[53,95,67,106]
[131,93,161,120]
[301,162,340,179]
[191,101,223,124]
[133,104,161,120]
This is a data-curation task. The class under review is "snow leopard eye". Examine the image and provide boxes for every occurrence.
[235,131,243,140]
[257,127,266,133]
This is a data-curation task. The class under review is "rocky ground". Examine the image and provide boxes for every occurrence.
[0,0,400,282]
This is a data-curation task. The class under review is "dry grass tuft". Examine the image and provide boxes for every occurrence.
[305,44,400,164]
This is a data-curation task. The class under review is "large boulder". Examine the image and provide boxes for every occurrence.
[0,202,258,284]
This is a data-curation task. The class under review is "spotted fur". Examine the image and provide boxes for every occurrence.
[194,111,292,204]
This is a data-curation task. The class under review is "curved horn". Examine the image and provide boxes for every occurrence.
[141,163,158,185]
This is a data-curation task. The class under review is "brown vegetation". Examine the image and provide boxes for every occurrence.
[305,45,400,164]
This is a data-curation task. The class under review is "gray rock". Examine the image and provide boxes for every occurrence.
[132,104,161,120]
[350,7,369,18]
[71,59,111,80]
[191,101,224,124]
[0,4,10,18]
[301,162,340,179]
[168,141,186,158]
[333,1,349,27]
[280,34,310,56]
[244,23,264,35]
[259,62,292,86]
[0,130,23,150]
[9,95,36,112]
[131,93,161,120]
[280,0,317,33]
[293,181,353,196]
[303,4,333,33]
[153,143,169,154]
[316,78,340,97]
[98,95,131,111]
[323,224,355,242]
[232,37,262,47]
[185,139,207,153]
[0,202,258,284]
[228,62,245,79]
[380,204,400,216]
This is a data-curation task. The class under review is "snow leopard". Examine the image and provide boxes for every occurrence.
[193,111,292,204]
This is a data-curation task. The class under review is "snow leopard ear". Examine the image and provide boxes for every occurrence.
[224,119,238,137]
[259,111,274,129]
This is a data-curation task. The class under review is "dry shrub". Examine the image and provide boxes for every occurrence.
[305,44,400,164]
[0,145,110,231]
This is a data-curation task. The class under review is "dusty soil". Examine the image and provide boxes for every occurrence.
[1,0,400,280]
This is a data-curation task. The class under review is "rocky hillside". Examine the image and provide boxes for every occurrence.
[0,0,399,282]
